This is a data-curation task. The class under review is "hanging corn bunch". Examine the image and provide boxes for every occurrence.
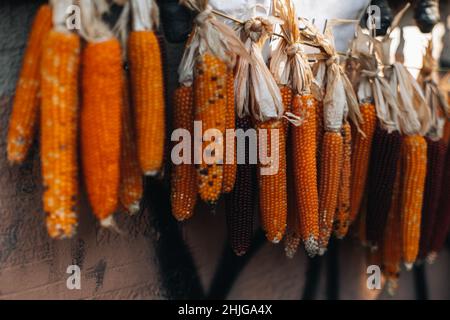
[128,0,165,176]
[40,0,81,238]
[233,12,286,243]
[271,0,318,256]
[79,0,124,226]
[178,0,248,205]
[299,19,362,254]
[225,116,257,256]
[8,4,52,164]
[417,41,449,260]
[119,74,143,215]
[349,28,399,238]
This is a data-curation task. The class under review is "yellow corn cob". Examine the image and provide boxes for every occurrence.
[171,85,198,220]
[8,5,52,164]
[291,94,319,256]
[194,53,227,204]
[383,158,402,296]
[350,103,377,222]
[334,121,352,239]
[257,115,288,243]
[128,30,165,176]
[400,135,427,269]
[40,30,80,239]
[318,131,343,254]
[222,69,236,193]
[119,75,143,215]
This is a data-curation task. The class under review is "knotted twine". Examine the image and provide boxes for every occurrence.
[269,0,313,126]
[299,18,362,133]
[351,27,398,133]
[234,15,284,122]
[418,41,449,141]
[178,0,249,87]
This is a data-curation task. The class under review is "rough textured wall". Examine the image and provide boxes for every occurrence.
[0,1,449,300]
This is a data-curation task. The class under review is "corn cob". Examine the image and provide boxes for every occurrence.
[194,53,227,204]
[334,121,352,239]
[291,94,319,256]
[428,143,450,259]
[366,126,402,247]
[81,39,123,224]
[119,74,143,215]
[128,30,165,176]
[171,85,198,221]
[318,131,343,254]
[418,139,447,259]
[40,30,80,239]
[222,69,236,193]
[8,5,52,164]
[226,116,256,255]
[382,158,402,296]
[316,100,324,166]
[400,135,427,269]
[280,85,293,135]
[257,110,288,243]
[350,103,377,222]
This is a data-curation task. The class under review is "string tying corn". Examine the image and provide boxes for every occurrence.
[400,135,427,269]
[8,5,52,164]
[40,29,80,239]
[226,116,256,256]
[171,85,198,221]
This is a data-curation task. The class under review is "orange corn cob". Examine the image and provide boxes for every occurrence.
[40,30,80,239]
[291,94,319,256]
[222,69,236,193]
[334,121,352,239]
[316,100,324,165]
[81,39,123,224]
[194,53,227,204]
[280,85,294,134]
[400,135,427,268]
[7,5,52,164]
[382,158,402,296]
[171,85,198,220]
[350,103,377,222]
[318,131,344,254]
[119,75,143,215]
[128,31,165,176]
[257,114,288,243]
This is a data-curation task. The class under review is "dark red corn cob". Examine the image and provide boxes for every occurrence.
[225,116,257,256]
[365,124,402,248]
[428,144,450,258]
[418,138,447,260]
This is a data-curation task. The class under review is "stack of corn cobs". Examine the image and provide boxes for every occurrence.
[7,0,450,295]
